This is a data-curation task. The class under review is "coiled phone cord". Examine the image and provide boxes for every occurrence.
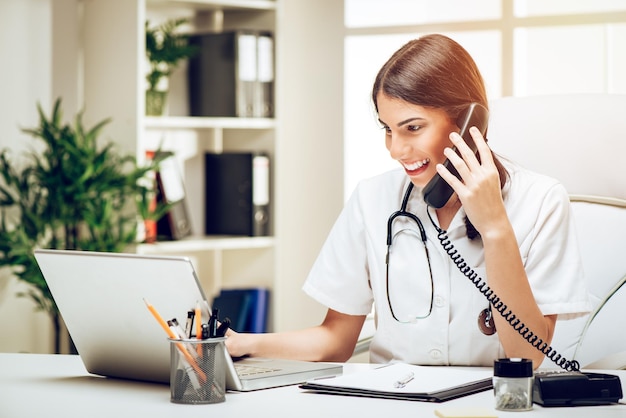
[427,211,580,372]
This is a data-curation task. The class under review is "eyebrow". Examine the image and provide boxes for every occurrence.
[378,117,426,128]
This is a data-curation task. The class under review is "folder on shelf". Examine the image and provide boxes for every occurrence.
[204,152,270,236]
[188,30,274,118]
[212,288,270,333]
[148,151,192,240]
[254,32,274,118]
[300,363,493,402]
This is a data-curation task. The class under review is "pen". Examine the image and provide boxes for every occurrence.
[144,299,206,383]
[185,310,195,339]
[168,319,201,365]
[394,371,415,388]
[208,308,219,338]
[216,317,231,337]
[170,318,188,340]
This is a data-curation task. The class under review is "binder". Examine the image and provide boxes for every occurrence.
[148,151,192,240]
[245,287,269,333]
[189,31,273,118]
[211,288,269,333]
[204,152,270,236]
[254,32,274,118]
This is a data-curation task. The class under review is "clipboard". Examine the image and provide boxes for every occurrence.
[299,363,493,402]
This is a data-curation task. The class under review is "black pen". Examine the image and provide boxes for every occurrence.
[216,317,231,337]
[185,310,195,339]
[208,308,219,338]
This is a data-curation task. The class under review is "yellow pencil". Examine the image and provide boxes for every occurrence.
[195,301,202,339]
[144,298,206,382]
[195,301,203,357]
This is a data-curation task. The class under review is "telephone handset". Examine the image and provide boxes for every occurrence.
[422,102,489,208]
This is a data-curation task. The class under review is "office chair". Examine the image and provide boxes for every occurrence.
[488,94,626,369]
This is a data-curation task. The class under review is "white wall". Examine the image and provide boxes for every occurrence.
[0,0,54,353]
[273,0,344,331]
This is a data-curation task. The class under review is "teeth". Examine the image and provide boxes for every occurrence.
[403,159,430,171]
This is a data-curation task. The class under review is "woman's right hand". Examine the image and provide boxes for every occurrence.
[224,329,253,358]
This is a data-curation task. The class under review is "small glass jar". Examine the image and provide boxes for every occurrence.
[493,358,534,411]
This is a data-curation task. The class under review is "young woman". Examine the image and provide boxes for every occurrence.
[225,34,590,369]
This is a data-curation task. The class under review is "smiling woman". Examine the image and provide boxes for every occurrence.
[223,33,590,370]
[372,34,507,235]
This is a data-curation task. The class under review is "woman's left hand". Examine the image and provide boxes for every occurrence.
[436,126,508,237]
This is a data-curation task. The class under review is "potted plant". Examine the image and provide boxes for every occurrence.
[145,17,197,116]
[0,98,168,353]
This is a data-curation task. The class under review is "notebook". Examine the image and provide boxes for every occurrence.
[34,249,342,391]
[300,363,493,402]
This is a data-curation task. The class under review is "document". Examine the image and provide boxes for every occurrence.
[300,363,493,402]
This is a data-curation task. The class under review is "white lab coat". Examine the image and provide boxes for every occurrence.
[303,161,591,366]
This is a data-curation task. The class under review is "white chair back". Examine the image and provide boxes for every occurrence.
[488,94,626,369]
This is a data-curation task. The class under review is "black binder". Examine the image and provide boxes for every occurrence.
[204,152,270,236]
[188,31,274,118]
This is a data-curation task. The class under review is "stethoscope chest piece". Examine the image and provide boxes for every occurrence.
[478,308,496,335]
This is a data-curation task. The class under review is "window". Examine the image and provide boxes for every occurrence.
[344,0,626,199]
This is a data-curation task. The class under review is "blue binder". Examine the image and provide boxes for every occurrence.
[212,288,269,333]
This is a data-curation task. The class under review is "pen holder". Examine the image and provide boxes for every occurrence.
[169,337,227,404]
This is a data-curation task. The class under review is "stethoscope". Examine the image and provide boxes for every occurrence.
[386,182,496,335]
[385,183,434,322]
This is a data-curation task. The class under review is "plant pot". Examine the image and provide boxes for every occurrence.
[146,90,168,116]
[143,219,158,243]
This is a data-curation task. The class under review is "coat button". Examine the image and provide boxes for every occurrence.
[429,349,442,359]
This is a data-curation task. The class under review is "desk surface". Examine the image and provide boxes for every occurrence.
[1,353,624,418]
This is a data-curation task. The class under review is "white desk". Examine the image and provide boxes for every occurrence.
[1,353,624,418]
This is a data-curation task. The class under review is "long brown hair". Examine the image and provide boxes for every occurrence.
[372,34,508,239]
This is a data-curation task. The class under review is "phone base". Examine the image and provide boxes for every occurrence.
[533,371,623,407]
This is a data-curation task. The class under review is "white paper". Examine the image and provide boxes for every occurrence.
[306,363,492,394]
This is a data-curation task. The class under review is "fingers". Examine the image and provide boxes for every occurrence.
[450,126,491,163]
[437,126,495,193]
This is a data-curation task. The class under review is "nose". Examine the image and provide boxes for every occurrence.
[387,134,410,161]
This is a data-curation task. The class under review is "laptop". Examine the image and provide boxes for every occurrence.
[34,249,342,391]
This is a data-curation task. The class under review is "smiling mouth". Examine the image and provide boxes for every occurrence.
[402,158,430,174]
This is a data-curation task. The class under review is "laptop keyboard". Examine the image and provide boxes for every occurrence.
[235,363,282,377]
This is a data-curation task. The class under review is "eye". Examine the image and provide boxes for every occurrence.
[407,124,421,132]
[380,124,391,135]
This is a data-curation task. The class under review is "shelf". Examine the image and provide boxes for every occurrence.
[147,0,277,12]
[136,235,275,254]
[144,116,276,130]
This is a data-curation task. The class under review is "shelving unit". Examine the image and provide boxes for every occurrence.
[144,116,276,130]
[137,0,278,301]
[62,0,344,333]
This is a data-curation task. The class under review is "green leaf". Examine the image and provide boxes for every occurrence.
[0,97,170,330]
